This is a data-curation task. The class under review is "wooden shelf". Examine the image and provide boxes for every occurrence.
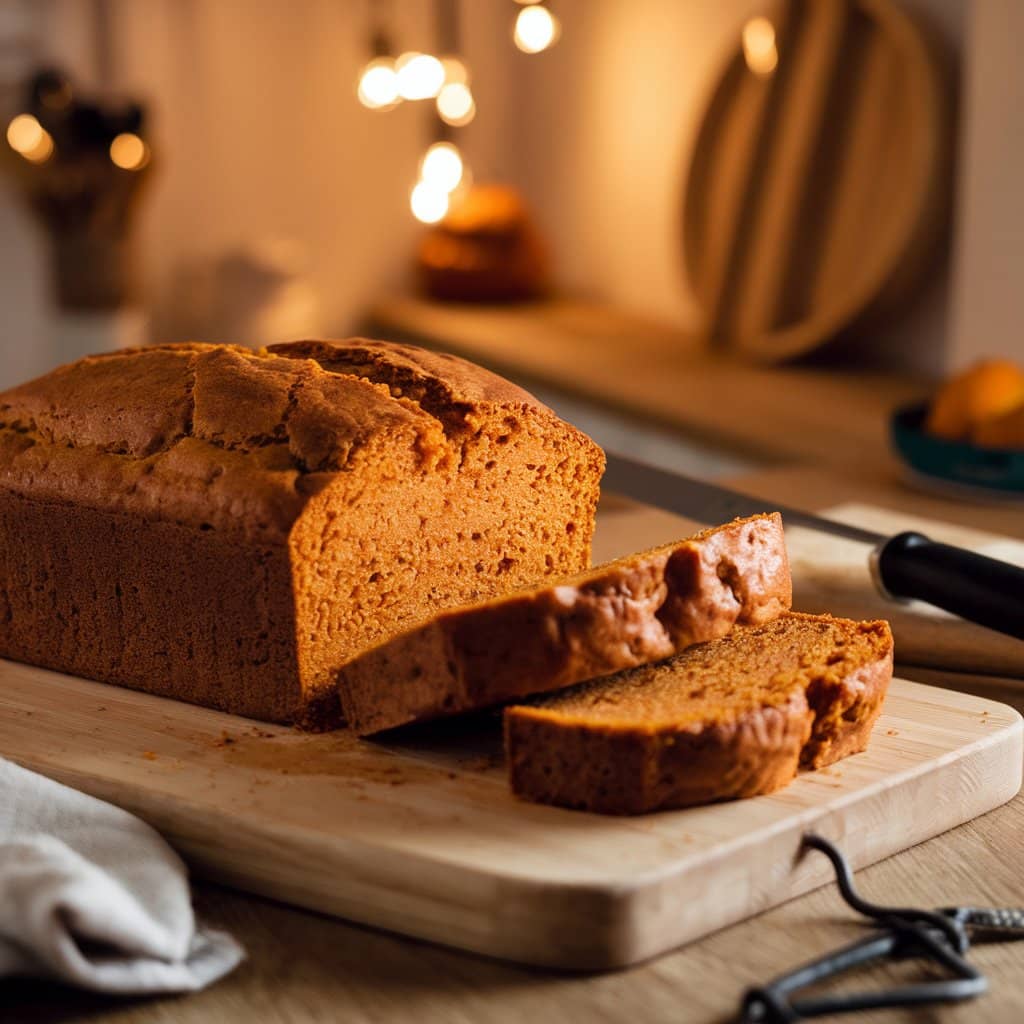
[366,296,929,471]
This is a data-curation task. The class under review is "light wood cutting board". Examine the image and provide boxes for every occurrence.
[683,0,952,361]
[1,507,1021,970]
[596,498,1024,679]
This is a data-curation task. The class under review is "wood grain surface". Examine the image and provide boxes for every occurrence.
[3,645,1017,972]
[3,685,1024,1024]
[683,0,951,360]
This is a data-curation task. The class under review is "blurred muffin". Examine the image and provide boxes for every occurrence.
[972,402,1024,449]
[925,359,1024,441]
[417,184,549,302]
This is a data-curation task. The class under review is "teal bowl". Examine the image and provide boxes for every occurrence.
[891,403,1024,495]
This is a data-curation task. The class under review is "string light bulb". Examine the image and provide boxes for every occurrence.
[437,81,475,126]
[514,4,560,54]
[357,57,400,109]
[410,180,450,224]
[7,113,43,153]
[742,17,778,76]
[420,141,464,193]
[109,132,149,170]
[6,113,54,162]
[395,52,446,100]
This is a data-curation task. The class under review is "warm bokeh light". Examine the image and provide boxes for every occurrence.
[411,180,450,224]
[7,115,54,164]
[742,17,778,76]
[6,114,43,154]
[357,58,400,109]
[514,4,560,54]
[109,132,149,170]
[396,52,446,101]
[421,142,464,194]
[437,82,476,126]
[440,57,469,87]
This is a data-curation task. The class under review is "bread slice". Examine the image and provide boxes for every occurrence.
[338,513,791,734]
[504,613,893,814]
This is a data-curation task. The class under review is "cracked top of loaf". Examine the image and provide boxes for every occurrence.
[0,339,590,543]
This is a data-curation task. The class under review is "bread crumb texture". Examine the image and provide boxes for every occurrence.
[504,612,893,814]
[340,513,791,734]
[0,340,604,725]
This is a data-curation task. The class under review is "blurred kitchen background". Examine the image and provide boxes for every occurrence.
[1,0,1022,483]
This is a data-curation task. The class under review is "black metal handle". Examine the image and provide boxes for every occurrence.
[875,532,1024,640]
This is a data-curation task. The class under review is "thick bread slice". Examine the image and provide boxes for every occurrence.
[338,513,791,734]
[504,613,893,814]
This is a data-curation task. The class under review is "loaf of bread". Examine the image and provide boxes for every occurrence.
[338,513,791,734]
[0,340,604,726]
[505,613,893,814]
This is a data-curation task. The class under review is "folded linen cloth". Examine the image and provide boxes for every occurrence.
[0,757,243,993]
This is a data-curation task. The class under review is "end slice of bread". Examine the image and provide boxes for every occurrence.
[339,513,791,734]
[504,612,893,814]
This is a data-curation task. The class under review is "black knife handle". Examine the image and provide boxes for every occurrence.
[874,532,1024,640]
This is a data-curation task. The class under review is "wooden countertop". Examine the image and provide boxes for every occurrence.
[8,301,1023,1023]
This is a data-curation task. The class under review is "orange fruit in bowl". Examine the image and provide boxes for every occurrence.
[925,359,1024,441]
[972,401,1024,450]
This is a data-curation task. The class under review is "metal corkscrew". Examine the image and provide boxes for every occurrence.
[738,834,1024,1022]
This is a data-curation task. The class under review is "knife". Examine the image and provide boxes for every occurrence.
[603,453,1024,641]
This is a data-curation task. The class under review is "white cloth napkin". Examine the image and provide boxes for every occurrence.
[0,757,244,993]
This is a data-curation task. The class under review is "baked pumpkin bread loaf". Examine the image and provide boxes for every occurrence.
[0,339,603,726]
[505,613,893,814]
[339,513,791,734]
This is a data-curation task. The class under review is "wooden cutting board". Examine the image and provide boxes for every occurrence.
[682,0,952,360]
[0,504,1021,970]
[596,498,1024,679]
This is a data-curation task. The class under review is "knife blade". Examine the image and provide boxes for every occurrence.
[603,452,1024,641]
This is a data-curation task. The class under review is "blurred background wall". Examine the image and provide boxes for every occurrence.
[511,0,964,374]
[0,0,1016,390]
[0,0,516,383]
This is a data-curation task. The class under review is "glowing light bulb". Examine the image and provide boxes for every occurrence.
[742,17,778,76]
[437,82,475,126]
[109,132,149,170]
[358,58,400,109]
[514,4,560,54]
[6,115,54,164]
[411,180,450,224]
[420,142,464,194]
[396,52,446,101]
[7,113,43,154]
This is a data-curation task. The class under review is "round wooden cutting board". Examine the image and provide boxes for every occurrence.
[682,0,952,362]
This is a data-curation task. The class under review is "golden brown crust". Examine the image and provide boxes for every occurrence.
[0,339,604,725]
[504,613,893,814]
[338,513,791,735]
[0,340,561,543]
